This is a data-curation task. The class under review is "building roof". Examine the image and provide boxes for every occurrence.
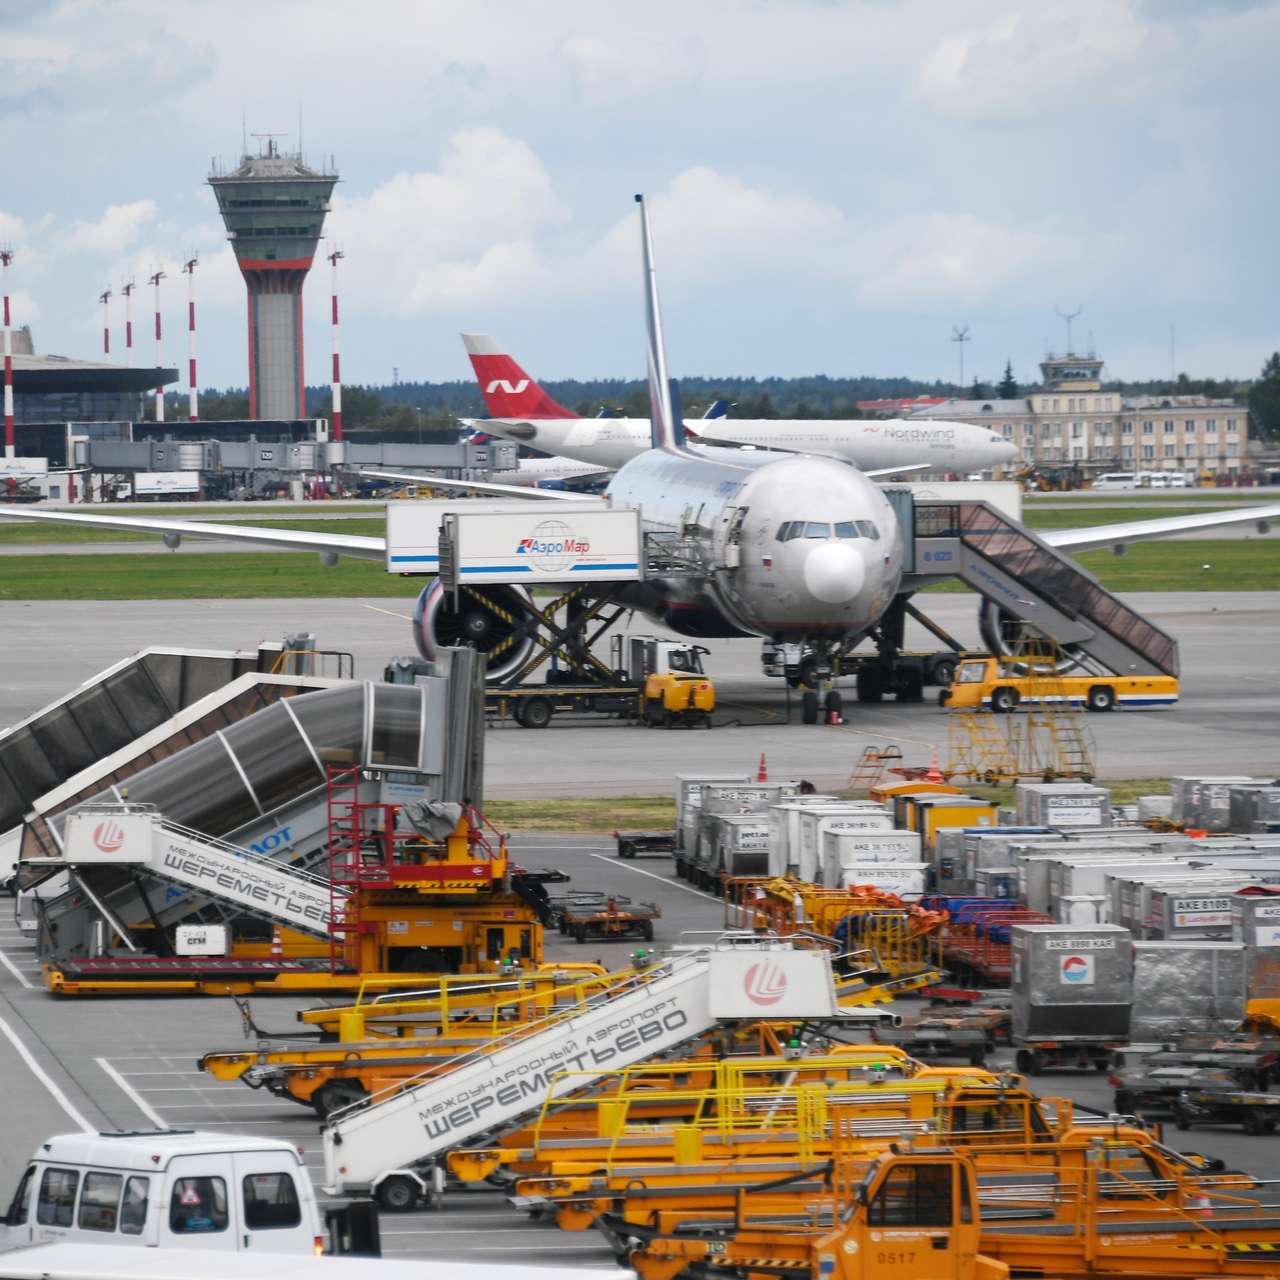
[906,397,1031,419]
[10,352,178,394]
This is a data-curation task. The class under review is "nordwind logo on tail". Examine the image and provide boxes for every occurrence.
[742,960,788,1006]
[486,379,529,395]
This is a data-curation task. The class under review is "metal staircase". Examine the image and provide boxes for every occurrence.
[907,501,1179,678]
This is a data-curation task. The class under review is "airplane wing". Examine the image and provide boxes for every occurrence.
[864,463,931,479]
[0,507,386,560]
[354,468,597,502]
[1042,503,1280,553]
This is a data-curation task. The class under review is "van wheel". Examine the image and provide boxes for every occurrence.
[522,697,552,729]
[991,687,1019,713]
[1087,685,1116,713]
[377,1175,420,1213]
[801,691,819,724]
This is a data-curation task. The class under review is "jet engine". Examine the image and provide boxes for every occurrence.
[414,579,538,685]
[977,598,1083,674]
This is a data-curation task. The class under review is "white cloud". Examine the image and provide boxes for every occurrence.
[61,201,157,254]
[908,5,1166,123]
[560,33,706,111]
[323,128,568,316]
[853,210,1067,308]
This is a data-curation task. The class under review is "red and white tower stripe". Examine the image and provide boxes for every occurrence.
[121,279,135,368]
[100,287,112,360]
[2,246,14,458]
[183,255,198,421]
[149,267,166,423]
[328,248,344,441]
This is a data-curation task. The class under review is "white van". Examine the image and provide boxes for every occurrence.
[1,1130,322,1255]
[1093,473,1137,491]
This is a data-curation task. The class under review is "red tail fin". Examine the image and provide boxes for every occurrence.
[461,334,578,419]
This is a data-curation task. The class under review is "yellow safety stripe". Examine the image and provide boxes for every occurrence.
[1182,1242,1280,1253]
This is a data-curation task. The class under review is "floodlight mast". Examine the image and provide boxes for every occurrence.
[150,268,166,423]
[183,256,199,421]
[2,246,14,456]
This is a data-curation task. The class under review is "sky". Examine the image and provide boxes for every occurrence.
[2,0,1279,393]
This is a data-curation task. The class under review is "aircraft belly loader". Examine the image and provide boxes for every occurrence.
[322,942,842,1203]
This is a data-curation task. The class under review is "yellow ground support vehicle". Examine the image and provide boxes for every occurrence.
[198,952,922,1116]
[200,964,625,1116]
[619,1104,1271,1280]
[942,655,1178,713]
[723,878,946,984]
[641,642,715,728]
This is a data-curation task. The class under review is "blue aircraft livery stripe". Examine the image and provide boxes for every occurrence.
[389,554,440,563]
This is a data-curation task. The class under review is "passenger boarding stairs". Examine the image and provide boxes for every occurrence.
[29,806,341,958]
[903,500,1178,677]
[322,941,846,1196]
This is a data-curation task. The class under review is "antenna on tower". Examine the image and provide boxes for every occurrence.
[242,102,247,158]
[951,325,970,392]
[1055,305,1082,355]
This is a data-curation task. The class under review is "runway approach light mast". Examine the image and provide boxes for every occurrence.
[209,136,337,420]
[2,246,13,457]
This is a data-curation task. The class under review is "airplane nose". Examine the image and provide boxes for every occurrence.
[803,541,866,603]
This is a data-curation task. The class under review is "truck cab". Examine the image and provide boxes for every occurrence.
[2,1130,322,1255]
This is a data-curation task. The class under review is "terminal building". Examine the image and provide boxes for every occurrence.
[907,352,1249,481]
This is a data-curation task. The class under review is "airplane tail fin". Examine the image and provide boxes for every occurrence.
[461,334,578,419]
[636,195,686,454]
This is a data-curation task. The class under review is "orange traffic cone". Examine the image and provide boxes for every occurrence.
[926,747,944,784]
[270,926,283,959]
[756,754,768,783]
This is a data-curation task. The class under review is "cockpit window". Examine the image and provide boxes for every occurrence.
[784,523,806,541]
[804,522,830,538]
[855,520,880,541]
[834,522,857,538]
[776,522,791,542]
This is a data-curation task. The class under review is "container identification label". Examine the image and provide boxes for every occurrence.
[1046,937,1115,951]
[1173,897,1233,928]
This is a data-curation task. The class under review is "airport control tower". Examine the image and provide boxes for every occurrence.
[209,137,337,419]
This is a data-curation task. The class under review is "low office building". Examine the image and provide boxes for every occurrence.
[908,352,1246,480]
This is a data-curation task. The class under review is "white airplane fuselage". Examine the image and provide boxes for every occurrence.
[475,414,1014,475]
[606,447,904,641]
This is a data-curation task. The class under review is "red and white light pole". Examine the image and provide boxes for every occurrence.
[100,287,112,360]
[182,255,198,421]
[121,279,135,368]
[328,248,344,441]
[2,245,14,458]
[149,267,166,423]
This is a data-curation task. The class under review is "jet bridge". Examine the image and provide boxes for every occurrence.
[901,499,1178,678]
[321,941,843,1199]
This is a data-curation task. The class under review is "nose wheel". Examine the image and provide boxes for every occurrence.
[798,642,844,725]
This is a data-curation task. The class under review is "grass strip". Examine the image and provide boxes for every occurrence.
[924,539,1280,592]
[484,780,1172,832]
[0,552,422,600]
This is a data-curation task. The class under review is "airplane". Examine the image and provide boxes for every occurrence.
[459,334,1018,476]
[3,197,1279,723]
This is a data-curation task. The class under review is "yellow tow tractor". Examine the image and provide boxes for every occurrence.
[627,637,715,729]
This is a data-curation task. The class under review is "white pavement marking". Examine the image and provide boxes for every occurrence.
[589,852,718,898]
[0,1010,94,1132]
[96,1058,168,1128]
[0,946,34,988]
